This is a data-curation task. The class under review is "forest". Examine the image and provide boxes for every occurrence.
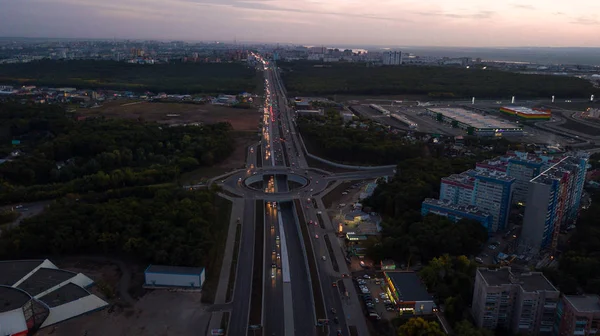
[0,187,229,268]
[0,102,234,202]
[0,60,259,94]
[297,112,425,165]
[279,61,598,98]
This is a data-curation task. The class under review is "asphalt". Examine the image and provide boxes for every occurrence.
[264,202,284,336]
[280,201,316,336]
[228,198,257,336]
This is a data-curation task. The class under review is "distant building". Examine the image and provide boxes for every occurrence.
[425,107,523,137]
[383,271,436,315]
[382,51,402,65]
[144,265,205,289]
[295,109,323,116]
[500,106,551,120]
[471,267,558,335]
[555,295,600,336]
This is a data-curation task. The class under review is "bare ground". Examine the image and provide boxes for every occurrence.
[38,259,212,336]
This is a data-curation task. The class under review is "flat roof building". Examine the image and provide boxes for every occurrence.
[421,198,494,233]
[425,107,523,137]
[383,271,436,316]
[501,106,551,120]
[472,267,558,335]
[144,265,205,289]
[556,295,600,336]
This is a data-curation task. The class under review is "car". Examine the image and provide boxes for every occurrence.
[331,308,336,314]
[375,298,379,303]
[337,330,342,336]
[322,256,327,261]
[315,234,319,239]
[332,282,337,287]
[277,253,281,259]
[342,192,348,195]
[317,210,322,214]
[334,316,339,324]
[363,275,371,279]
[308,220,313,225]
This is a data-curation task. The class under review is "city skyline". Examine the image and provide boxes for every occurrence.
[1,0,599,47]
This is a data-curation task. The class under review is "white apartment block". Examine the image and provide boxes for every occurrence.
[472,267,559,335]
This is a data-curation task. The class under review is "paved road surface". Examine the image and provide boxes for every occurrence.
[264,202,284,336]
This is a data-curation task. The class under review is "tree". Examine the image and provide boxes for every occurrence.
[397,317,445,336]
[453,320,493,336]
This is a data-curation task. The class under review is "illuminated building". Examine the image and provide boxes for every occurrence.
[383,271,436,315]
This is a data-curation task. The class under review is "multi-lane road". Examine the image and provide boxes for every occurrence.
[219,54,389,336]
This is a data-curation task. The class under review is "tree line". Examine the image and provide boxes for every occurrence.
[0,102,234,202]
[279,61,598,99]
[0,187,228,268]
[0,60,259,94]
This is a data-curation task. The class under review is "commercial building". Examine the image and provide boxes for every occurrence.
[425,107,523,137]
[0,260,108,336]
[144,265,205,289]
[500,106,551,120]
[383,271,436,315]
[555,295,600,336]
[295,109,324,116]
[421,198,494,233]
[472,267,559,335]
[521,154,589,252]
[382,51,402,65]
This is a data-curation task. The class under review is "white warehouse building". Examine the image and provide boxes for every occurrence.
[144,265,205,289]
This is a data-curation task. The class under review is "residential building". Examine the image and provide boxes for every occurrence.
[383,271,436,315]
[421,198,494,233]
[555,295,600,336]
[502,151,561,204]
[472,267,559,335]
[521,155,589,252]
[437,169,514,233]
[382,51,402,65]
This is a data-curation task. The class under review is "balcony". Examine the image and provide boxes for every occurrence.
[544,302,557,309]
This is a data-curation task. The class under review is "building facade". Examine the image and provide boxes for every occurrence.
[421,198,494,233]
[555,295,600,336]
[382,51,402,65]
[144,265,205,288]
[472,267,559,335]
[383,271,436,315]
[521,155,589,252]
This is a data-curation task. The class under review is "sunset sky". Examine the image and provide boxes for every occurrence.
[1,0,599,47]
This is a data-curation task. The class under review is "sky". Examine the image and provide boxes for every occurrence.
[1,0,599,47]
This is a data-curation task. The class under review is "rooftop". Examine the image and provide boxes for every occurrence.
[565,295,600,313]
[478,267,557,292]
[0,286,32,312]
[17,268,77,297]
[502,106,551,115]
[385,271,434,302]
[0,260,45,286]
[39,283,90,308]
[427,107,520,130]
[423,198,492,218]
[145,265,204,275]
[531,156,581,185]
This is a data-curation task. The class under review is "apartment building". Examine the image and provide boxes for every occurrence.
[502,151,562,204]
[421,198,494,232]
[555,295,600,336]
[382,51,402,65]
[472,267,559,335]
[521,155,589,252]
[438,169,514,233]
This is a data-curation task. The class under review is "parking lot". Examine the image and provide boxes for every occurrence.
[353,275,398,321]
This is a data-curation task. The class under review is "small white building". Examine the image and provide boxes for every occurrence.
[144,265,205,289]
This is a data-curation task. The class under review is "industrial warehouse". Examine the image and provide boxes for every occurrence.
[500,106,552,120]
[425,107,523,136]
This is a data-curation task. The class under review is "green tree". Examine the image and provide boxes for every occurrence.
[397,317,445,336]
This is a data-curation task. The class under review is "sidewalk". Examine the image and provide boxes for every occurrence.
[206,196,245,335]
[314,195,370,336]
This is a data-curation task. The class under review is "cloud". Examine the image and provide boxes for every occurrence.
[512,4,535,10]
[571,16,600,25]
[413,10,495,20]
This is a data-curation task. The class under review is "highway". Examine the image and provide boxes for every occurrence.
[221,54,383,336]
[228,198,257,336]
[264,202,284,336]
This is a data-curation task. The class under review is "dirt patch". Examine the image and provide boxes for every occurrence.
[37,290,210,336]
[78,101,260,131]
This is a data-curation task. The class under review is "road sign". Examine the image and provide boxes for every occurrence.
[210,329,225,335]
